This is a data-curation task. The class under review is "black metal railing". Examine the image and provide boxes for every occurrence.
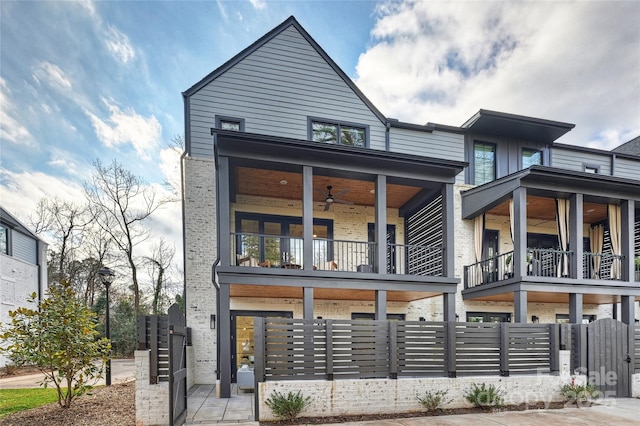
[583,252,626,281]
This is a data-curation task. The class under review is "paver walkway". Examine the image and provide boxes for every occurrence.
[186,383,257,425]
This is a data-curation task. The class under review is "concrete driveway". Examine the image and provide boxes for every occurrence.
[0,358,135,389]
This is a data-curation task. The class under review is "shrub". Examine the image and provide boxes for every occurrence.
[417,389,452,411]
[464,382,505,408]
[265,390,312,422]
[560,378,600,407]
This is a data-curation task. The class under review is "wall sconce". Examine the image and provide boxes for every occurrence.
[455,314,460,322]
[210,314,216,329]
[316,316,323,320]
[418,317,426,322]
[531,315,539,323]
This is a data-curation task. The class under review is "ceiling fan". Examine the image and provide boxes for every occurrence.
[317,185,353,211]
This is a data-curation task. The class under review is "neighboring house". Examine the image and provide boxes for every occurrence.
[0,206,48,367]
[613,135,640,157]
[182,16,640,397]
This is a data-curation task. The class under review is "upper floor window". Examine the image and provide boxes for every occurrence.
[474,141,496,185]
[583,164,599,174]
[0,225,8,255]
[310,119,366,148]
[215,115,245,132]
[522,149,542,168]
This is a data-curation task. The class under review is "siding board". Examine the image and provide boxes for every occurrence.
[12,232,36,265]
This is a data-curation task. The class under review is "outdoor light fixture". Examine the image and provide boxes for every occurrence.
[419,317,426,322]
[98,266,115,386]
[210,314,216,329]
[531,315,539,323]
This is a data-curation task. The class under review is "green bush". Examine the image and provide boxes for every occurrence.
[464,383,505,408]
[265,390,312,422]
[560,379,600,407]
[417,389,452,411]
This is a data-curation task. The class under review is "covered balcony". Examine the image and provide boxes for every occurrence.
[461,166,640,324]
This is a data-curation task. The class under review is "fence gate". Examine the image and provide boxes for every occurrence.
[168,304,188,426]
[583,318,632,398]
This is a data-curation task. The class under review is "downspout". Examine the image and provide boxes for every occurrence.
[180,149,188,314]
[211,258,221,380]
[385,120,390,151]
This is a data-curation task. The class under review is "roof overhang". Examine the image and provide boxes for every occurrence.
[461,165,640,219]
[462,109,575,143]
[214,130,467,184]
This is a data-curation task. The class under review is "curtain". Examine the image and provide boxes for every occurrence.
[509,198,515,244]
[589,225,604,279]
[556,199,570,277]
[474,215,484,284]
[609,204,622,279]
[507,198,514,275]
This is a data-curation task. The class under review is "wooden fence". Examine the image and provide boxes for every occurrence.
[137,315,170,383]
[254,318,560,382]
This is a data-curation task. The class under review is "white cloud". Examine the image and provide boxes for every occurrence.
[0,168,85,230]
[216,0,229,20]
[0,78,34,146]
[249,0,267,11]
[32,61,72,90]
[105,25,136,64]
[86,98,162,159]
[357,1,640,149]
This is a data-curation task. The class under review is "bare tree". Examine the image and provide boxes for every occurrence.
[29,198,90,283]
[144,237,175,314]
[84,159,163,313]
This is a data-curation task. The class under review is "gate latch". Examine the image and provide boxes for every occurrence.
[625,354,631,363]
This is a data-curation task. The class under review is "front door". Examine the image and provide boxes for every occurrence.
[230,310,293,382]
[483,229,499,282]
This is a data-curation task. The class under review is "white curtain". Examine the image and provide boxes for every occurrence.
[509,198,515,244]
[474,215,484,284]
[556,199,570,277]
[589,225,604,279]
[609,204,622,279]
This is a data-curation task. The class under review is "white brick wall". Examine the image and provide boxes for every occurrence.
[183,157,218,384]
[135,350,169,425]
[633,373,640,397]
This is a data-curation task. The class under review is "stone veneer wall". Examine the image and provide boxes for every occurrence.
[135,350,169,425]
[183,156,218,385]
[258,351,575,421]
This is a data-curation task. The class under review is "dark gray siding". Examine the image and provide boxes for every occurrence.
[552,147,611,175]
[12,231,36,265]
[390,129,464,162]
[188,26,386,158]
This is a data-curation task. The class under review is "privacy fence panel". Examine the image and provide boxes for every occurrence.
[255,319,559,382]
[136,315,169,383]
[635,325,640,373]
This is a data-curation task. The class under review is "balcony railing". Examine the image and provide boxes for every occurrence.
[465,249,629,289]
[230,232,442,276]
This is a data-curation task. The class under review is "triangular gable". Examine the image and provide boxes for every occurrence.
[0,205,43,242]
[183,16,386,124]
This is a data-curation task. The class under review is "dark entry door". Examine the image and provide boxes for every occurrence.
[167,304,187,426]
[483,229,499,282]
[368,224,396,273]
[586,318,632,397]
[230,310,293,382]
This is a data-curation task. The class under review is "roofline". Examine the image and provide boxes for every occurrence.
[462,109,575,132]
[0,206,44,243]
[555,142,640,160]
[388,120,466,134]
[183,16,387,124]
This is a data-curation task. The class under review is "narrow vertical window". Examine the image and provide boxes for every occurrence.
[522,149,542,169]
[0,225,7,255]
[474,142,496,185]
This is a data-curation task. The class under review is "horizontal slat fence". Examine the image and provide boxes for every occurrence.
[255,318,560,382]
[635,326,640,373]
[137,315,169,383]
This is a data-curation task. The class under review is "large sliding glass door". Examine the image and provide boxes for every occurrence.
[235,213,332,268]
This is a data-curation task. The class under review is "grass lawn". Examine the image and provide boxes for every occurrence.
[0,388,59,417]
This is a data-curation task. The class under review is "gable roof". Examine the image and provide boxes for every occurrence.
[183,16,387,124]
[612,135,640,157]
[0,205,43,242]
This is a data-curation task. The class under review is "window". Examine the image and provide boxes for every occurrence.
[0,225,7,255]
[522,149,542,168]
[466,312,511,323]
[555,314,596,324]
[583,164,599,174]
[310,119,366,147]
[474,141,496,185]
[351,313,406,321]
[215,115,244,132]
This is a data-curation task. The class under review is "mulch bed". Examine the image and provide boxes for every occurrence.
[259,401,566,425]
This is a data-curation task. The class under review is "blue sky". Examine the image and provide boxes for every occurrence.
[1,0,639,266]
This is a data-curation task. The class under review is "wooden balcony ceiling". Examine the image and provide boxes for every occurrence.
[488,196,608,224]
[235,167,422,209]
[229,284,441,302]
[468,291,621,305]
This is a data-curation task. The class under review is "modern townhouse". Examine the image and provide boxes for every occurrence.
[181,16,640,398]
[0,206,48,367]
